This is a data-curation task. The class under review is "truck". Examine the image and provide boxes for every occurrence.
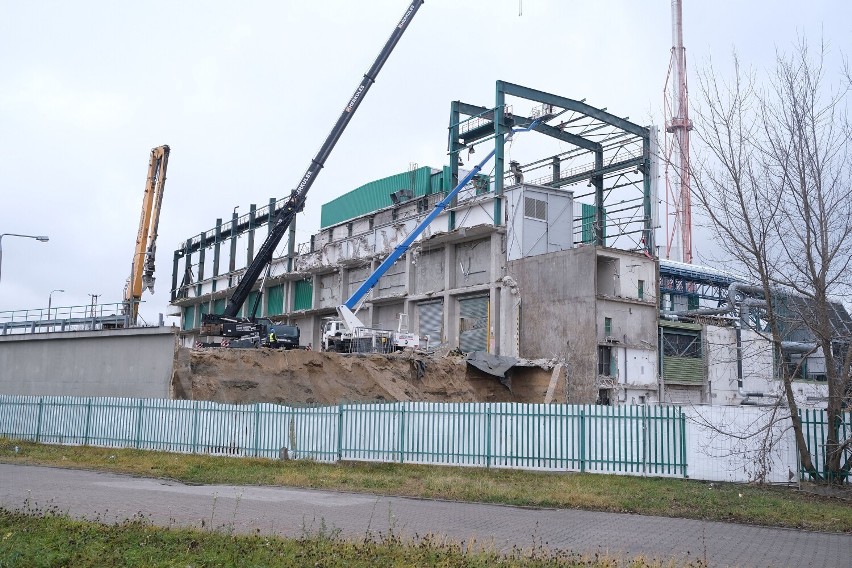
[323,118,541,353]
[222,319,300,349]
[321,315,419,353]
[198,1,424,347]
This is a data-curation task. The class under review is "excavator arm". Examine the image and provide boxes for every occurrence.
[125,144,170,325]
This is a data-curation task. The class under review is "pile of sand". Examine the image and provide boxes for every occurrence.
[171,348,553,405]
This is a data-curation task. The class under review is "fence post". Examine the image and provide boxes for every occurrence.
[191,402,199,454]
[253,403,261,458]
[579,408,586,473]
[398,403,406,464]
[679,410,687,478]
[337,403,344,462]
[83,397,93,446]
[134,399,144,449]
[487,405,494,468]
[35,397,44,443]
[641,404,648,476]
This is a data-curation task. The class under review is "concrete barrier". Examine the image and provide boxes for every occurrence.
[0,327,177,398]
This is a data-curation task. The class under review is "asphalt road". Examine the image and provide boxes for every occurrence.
[1,463,850,567]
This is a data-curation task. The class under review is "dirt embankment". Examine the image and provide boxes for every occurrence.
[171,348,554,405]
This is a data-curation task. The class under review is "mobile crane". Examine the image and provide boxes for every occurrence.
[200,1,424,345]
[324,119,542,353]
[125,144,170,326]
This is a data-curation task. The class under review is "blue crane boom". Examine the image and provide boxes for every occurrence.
[340,118,541,317]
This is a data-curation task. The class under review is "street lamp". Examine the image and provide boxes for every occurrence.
[0,233,49,284]
[48,289,65,330]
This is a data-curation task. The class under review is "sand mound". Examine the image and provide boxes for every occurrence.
[171,348,554,405]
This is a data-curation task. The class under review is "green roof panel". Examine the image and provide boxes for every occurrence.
[320,166,435,228]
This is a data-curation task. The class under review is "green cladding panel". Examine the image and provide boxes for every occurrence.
[213,298,225,315]
[321,166,434,228]
[663,357,704,384]
[182,306,195,331]
[293,280,313,311]
[243,291,260,318]
[580,203,606,244]
[267,284,284,316]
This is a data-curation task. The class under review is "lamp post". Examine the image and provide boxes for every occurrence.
[0,233,49,284]
[48,289,65,331]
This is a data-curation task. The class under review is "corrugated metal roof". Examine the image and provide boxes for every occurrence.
[321,166,436,228]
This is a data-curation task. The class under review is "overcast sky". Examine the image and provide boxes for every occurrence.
[1,0,848,324]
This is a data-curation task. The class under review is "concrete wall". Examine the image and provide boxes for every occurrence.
[509,246,598,402]
[0,327,178,398]
[509,246,658,404]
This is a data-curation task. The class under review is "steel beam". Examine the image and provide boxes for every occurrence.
[498,81,648,138]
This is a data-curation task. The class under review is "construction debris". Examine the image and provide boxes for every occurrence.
[171,348,558,405]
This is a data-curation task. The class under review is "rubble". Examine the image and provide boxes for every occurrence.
[171,347,557,405]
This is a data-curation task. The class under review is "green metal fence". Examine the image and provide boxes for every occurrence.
[0,396,687,477]
[799,408,852,481]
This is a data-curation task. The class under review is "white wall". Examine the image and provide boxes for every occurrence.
[705,325,827,408]
[683,405,798,483]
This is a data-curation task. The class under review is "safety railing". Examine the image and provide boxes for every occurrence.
[0,302,131,335]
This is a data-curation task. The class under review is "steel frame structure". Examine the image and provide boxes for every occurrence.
[448,80,655,256]
[171,81,658,306]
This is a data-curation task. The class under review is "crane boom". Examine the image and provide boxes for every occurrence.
[213,0,424,321]
[336,119,542,334]
[125,144,170,325]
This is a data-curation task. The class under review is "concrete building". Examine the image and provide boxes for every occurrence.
[170,82,664,404]
[172,172,659,405]
[169,82,844,408]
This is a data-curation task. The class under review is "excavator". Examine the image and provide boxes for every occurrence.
[125,145,170,326]
[200,0,424,345]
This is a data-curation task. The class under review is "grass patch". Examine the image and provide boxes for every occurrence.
[0,508,703,567]
[2,438,850,533]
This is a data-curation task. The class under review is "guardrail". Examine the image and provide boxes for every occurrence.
[0,302,131,335]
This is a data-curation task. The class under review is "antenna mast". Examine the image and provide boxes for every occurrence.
[664,0,693,263]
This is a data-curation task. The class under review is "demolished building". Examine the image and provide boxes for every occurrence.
[170,82,845,408]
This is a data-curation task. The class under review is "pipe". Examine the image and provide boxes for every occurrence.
[667,306,731,317]
[661,280,816,401]
[781,341,818,353]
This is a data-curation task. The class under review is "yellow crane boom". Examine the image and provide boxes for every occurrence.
[125,145,170,325]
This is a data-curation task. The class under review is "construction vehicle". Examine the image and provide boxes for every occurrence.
[124,145,170,325]
[199,0,424,346]
[323,119,542,353]
[216,319,300,349]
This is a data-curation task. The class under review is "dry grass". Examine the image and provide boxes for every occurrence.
[2,438,850,533]
[0,507,709,567]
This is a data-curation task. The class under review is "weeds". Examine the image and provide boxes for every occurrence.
[0,506,709,567]
[2,438,851,533]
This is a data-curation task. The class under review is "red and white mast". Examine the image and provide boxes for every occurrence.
[664,0,693,263]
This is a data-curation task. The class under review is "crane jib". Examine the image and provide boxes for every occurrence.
[213,0,424,321]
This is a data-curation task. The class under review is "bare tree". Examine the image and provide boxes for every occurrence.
[691,39,852,482]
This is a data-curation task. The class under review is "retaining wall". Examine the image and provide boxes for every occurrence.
[0,327,177,398]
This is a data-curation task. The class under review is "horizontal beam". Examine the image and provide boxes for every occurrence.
[550,156,644,187]
[498,81,649,138]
